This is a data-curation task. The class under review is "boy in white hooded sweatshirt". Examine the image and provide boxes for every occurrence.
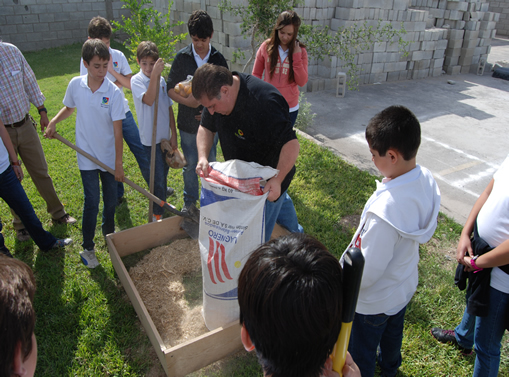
[344,105,441,377]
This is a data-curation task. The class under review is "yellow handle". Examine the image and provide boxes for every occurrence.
[332,321,352,376]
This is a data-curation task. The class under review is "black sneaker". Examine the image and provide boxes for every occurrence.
[431,328,473,355]
[166,187,175,198]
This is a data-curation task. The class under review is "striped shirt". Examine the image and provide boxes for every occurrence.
[0,42,46,124]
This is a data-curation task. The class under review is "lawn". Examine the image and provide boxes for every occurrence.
[1,42,507,376]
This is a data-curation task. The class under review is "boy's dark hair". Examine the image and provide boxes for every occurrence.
[82,39,110,65]
[88,16,112,39]
[192,63,232,101]
[136,41,159,62]
[188,9,214,39]
[365,105,421,161]
[0,255,36,377]
[238,233,343,377]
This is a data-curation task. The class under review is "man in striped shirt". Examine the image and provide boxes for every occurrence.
[0,42,76,242]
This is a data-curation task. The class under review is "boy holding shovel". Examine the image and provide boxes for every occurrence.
[45,39,125,269]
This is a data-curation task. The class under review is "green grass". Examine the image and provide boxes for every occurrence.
[2,42,507,376]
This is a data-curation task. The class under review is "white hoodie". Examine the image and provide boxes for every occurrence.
[342,165,441,315]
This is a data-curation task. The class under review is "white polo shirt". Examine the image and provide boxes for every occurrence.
[63,75,125,171]
[131,72,172,146]
[80,47,131,114]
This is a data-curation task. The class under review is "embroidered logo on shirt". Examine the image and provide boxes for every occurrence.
[101,97,110,108]
[235,129,245,140]
[113,62,118,68]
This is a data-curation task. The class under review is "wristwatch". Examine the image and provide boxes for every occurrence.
[470,255,483,272]
[38,107,47,115]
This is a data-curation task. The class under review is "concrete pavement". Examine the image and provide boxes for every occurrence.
[303,36,509,225]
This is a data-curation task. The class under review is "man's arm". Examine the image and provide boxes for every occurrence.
[195,125,215,177]
[44,106,75,139]
[37,106,49,132]
[262,139,299,202]
[113,119,124,182]
[0,119,23,181]
[456,178,494,264]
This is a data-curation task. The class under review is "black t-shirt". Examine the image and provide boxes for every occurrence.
[166,44,228,134]
[201,73,297,194]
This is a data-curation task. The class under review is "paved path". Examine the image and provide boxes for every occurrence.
[303,36,509,225]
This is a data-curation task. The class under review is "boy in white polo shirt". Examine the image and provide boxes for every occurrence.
[131,41,177,221]
[45,39,125,268]
[80,16,154,205]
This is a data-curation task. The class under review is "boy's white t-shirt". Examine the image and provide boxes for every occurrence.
[130,72,172,146]
[63,75,125,171]
[477,153,509,294]
[80,47,131,114]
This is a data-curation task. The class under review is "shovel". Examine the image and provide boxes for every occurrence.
[332,247,364,375]
[54,133,199,239]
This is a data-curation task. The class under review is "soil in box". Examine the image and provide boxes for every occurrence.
[127,238,208,348]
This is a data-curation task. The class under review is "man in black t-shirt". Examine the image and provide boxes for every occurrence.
[193,63,302,241]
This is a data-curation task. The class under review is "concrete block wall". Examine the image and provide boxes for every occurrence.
[410,0,499,75]
[488,0,509,35]
[0,0,129,51]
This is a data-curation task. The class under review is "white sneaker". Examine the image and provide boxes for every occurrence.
[152,214,162,222]
[80,249,100,269]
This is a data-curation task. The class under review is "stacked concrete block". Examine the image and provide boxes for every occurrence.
[489,1,509,36]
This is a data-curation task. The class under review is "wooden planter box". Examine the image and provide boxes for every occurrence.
[106,216,288,376]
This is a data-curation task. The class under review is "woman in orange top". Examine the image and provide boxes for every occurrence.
[252,10,309,127]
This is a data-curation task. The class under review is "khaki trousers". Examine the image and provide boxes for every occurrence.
[6,116,65,230]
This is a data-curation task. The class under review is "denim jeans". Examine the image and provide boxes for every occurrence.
[455,286,509,377]
[180,130,218,207]
[0,166,56,251]
[117,111,151,198]
[348,306,407,377]
[80,169,117,250]
[264,189,289,242]
[289,109,299,128]
[276,192,303,234]
[143,144,169,216]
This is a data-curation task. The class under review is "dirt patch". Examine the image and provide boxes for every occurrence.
[128,238,208,348]
[338,214,361,231]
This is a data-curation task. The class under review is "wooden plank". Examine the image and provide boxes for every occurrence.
[106,235,170,375]
[109,216,187,257]
[164,321,243,377]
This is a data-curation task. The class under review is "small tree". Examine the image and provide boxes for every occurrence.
[219,0,408,89]
[111,0,186,67]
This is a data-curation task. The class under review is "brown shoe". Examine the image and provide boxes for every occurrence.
[17,229,31,242]
[54,214,77,224]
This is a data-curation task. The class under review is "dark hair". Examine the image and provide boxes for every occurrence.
[192,63,233,101]
[267,10,306,83]
[87,16,112,39]
[188,9,214,39]
[136,41,159,62]
[238,233,343,377]
[365,105,421,160]
[82,39,110,65]
[0,256,36,377]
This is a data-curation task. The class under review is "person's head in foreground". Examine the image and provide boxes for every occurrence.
[365,105,420,179]
[192,63,235,116]
[238,233,344,377]
[0,255,37,377]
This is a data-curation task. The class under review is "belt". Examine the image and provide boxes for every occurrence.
[5,114,29,128]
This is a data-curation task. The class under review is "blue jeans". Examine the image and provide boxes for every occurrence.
[276,192,303,234]
[143,144,169,216]
[0,166,56,251]
[180,130,218,207]
[455,286,509,377]
[289,109,299,128]
[264,189,290,242]
[80,169,117,250]
[117,111,150,198]
[348,306,407,377]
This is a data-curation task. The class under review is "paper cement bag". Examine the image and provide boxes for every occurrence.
[199,160,278,330]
